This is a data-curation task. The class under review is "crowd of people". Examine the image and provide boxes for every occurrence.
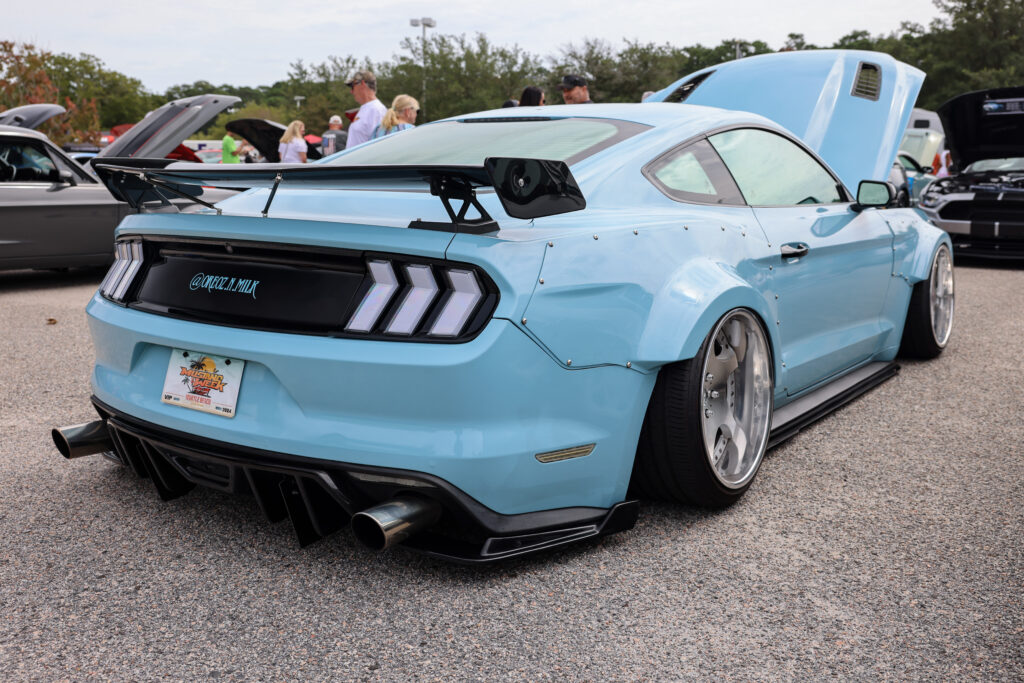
[222,70,598,164]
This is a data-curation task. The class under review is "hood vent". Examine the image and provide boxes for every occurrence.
[851,62,882,101]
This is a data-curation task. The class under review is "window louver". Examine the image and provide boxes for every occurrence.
[851,62,882,101]
[666,71,714,103]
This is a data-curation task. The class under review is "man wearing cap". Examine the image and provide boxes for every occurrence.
[320,115,348,156]
[557,75,593,104]
[345,70,387,148]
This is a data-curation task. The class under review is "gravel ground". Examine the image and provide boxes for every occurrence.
[0,263,1021,681]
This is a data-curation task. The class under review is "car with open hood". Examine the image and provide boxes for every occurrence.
[918,87,1024,258]
[0,94,238,271]
[53,50,955,562]
[225,118,323,163]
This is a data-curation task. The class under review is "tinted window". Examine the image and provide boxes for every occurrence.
[332,118,649,167]
[646,139,744,204]
[0,140,57,182]
[709,128,843,206]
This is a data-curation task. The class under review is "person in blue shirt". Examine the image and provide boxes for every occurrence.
[370,95,419,139]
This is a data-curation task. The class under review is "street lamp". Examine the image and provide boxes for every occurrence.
[409,17,436,119]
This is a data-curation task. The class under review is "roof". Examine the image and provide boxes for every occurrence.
[454,102,787,153]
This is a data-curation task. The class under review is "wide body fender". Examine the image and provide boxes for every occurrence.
[875,208,953,357]
[898,209,953,284]
[635,260,778,371]
[519,220,779,378]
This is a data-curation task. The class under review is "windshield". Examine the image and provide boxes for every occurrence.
[331,117,649,167]
[964,157,1024,173]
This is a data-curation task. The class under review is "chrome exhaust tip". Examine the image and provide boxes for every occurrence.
[52,420,113,459]
[351,497,442,551]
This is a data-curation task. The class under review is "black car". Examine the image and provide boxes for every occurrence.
[919,86,1024,258]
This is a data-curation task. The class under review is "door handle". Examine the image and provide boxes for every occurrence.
[780,242,809,259]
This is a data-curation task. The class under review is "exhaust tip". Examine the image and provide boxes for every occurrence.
[351,513,389,551]
[51,420,113,459]
[350,497,442,551]
[51,428,73,459]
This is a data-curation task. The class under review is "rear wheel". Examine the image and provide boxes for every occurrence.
[632,308,774,507]
[899,244,954,359]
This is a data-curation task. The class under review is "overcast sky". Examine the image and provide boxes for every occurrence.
[9,0,944,93]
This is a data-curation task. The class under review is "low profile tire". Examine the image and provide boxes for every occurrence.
[899,243,954,359]
[632,308,774,508]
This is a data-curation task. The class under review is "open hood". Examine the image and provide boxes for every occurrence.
[225,118,322,163]
[96,94,239,160]
[0,103,66,129]
[647,50,924,190]
[938,87,1024,168]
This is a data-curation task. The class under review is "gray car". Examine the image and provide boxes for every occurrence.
[0,95,239,271]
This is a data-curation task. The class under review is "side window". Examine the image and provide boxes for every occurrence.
[645,138,744,205]
[0,141,57,182]
[709,128,844,206]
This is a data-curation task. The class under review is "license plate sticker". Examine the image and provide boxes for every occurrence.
[161,348,245,418]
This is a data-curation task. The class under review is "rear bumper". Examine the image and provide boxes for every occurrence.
[86,294,655,516]
[92,397,638,562]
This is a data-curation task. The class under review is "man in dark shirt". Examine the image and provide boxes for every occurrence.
[557,75,593,104]
[320,115,348,156]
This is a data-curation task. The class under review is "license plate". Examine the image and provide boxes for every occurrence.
[161,348,245,418]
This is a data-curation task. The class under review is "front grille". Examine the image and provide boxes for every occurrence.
[107,236,498,342]
[938,200,1024,223]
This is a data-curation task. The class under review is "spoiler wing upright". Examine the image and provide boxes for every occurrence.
[93,158,586,232]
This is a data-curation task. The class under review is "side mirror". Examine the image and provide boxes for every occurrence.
[50,169,77,186]
[922,166,933,174]
[852,180,893,212]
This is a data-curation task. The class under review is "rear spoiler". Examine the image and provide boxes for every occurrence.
[93,157,586,234]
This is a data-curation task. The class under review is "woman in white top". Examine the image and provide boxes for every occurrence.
[370,95,419,140]
[278,120,307,163]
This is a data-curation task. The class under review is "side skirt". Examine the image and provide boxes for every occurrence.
[768,361,899,449]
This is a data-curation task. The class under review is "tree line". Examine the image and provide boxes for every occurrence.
[1,0,1019,145]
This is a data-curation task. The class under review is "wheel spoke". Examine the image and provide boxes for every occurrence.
[704,351,736,389]
[727,320,747,363]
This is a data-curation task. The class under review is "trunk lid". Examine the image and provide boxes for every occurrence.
[0,103,66,129]
[97,94,239,160]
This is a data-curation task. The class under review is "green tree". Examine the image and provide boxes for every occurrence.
[48,51,156,127]
[0,41,99,144]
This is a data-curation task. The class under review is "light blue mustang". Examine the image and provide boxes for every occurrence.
[55,50,955,561]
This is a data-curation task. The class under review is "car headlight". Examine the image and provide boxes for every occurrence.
[99,239,144,303]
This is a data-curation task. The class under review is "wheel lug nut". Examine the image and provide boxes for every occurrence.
[705,409,714,418]
[705,373,714,382]
[710,390,720,399]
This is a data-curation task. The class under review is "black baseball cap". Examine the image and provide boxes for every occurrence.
[556,74,588,90]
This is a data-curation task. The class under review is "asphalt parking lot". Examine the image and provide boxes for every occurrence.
[1,262,1021,681]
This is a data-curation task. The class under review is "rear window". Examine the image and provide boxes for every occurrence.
[331,117,649,167]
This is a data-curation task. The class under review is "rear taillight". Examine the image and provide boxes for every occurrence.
[99,239,143,303]
[346,260,490,339]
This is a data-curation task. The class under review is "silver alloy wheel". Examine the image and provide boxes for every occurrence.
[930,244,954,347]
[699,310,773,489]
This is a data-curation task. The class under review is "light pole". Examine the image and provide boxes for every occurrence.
[409,17,436,119]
